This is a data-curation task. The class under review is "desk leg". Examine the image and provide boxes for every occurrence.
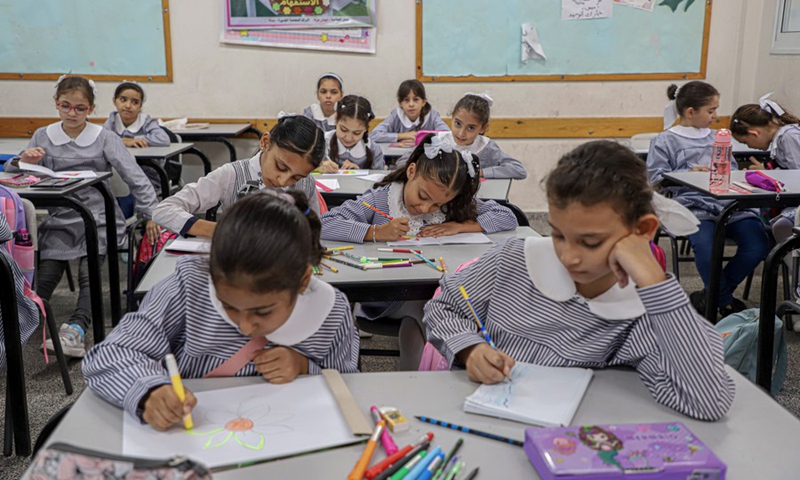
[1,254,30,456]
[244,126,263,138]
[204,137,238,163]
[136,158,170,198]
[186,147,212,175]
[705,201,740,322]
[93,183,121,327]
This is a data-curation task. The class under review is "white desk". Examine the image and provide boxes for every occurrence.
[169,124,258,164]
[128,143,195,159]
[375,142,415,157]
[24,367,800,479]
[634,139,765,160]
[135,227,538,303]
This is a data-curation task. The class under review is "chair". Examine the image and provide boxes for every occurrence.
[496,200,530,227]
[32,404,72,457]
[161,127,213,195]
[629,132,659,161]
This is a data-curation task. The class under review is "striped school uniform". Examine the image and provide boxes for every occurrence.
[424,236,735,421]
[82,256,359,421]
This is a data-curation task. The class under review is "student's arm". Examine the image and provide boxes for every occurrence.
[82,272,188,421]
[615,277,735,421]
[646,135,677,186]
[369,111,399,144]
[103,134,159,219]
[152,164,234,237]
[475,199,518,233]
[319,190,380,243]
[301,292,359,374]
[370,143,385,170]
[141,117,170,147]
[479,141,527,180]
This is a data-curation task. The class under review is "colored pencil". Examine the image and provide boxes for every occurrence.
[415,416,523,447]
[414,252,444,272]
[361,257,407,262]
[459,285,510,382]
[378,248,422,254]
[362,201,394,220]
[439,256,448,273]
[319,261,338,273]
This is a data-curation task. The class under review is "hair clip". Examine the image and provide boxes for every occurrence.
[464,92,494,107]
[759,92,785,116]
[674,84,681,98]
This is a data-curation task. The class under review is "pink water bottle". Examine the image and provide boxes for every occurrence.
[709,129,732,193]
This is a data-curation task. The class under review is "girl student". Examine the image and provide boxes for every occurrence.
[6,75,158,358]
[369,79,449,144]
[317,95,385,173]
[396,93,526,180]
[83,191,359,430]
[425,140,734,422]
[320,133,518,370]
[647,81,769,317]
[103,81,169,149]
[302,72,344,133]
[152,115,325,238]
[729,93,800,245]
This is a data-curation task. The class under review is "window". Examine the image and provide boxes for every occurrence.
[772,0,800,54]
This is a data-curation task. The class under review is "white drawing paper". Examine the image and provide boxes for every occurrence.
[614,0,656,11]
[562,0,613,20]
[355,173,387,182]
[123,377,362,468]
[165,237,212,254]
[315,178,341,191]
[521,23,547,63]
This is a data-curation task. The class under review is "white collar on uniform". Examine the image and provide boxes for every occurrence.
[46,121,103,147]
[770,124,796,158]
[387,181,445,235]
[208,275,335,346]
[523,236,646,321]
[310,102,337,126]
[437,130,489,155]
[396,107,421,129]
[114,112,147,135]
[325,129,368,159]
[668,125,711,140]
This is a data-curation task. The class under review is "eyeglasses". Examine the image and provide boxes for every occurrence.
[56,102,90,115]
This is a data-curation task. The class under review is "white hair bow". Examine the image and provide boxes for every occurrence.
[759,92,785,117]
[54,74,99,103]
[277,111,298,119]
[662,85,682,130]
[651,192,699,236]
[423,135,476,178]
[464,92,494,107]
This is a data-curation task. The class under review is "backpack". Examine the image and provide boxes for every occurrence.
[0,184,33,284]
[714,308,787,396]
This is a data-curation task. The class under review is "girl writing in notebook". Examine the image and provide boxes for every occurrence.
[730,94,800,247]
[302,72,344,133]
[647,81,769,317]
[5,75,158,358]
[317,95,384,172]
[83,191,359,430]
[321,133,517,370]
[369,79,449,144]
[152,115,325,238]
[425,141,735,421]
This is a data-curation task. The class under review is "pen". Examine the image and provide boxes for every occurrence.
[443,460,464,480]
[348,420,385,480]
[415,416,524,447]
[419,455,444,480]
[362,201,394,220]
[164,354,193,430]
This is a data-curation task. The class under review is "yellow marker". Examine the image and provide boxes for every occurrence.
[165,354,194,430]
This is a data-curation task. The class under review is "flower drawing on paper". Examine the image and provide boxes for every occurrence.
[188,396,293,450]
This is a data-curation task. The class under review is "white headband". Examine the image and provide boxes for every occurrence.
[319,72,343,88]
[662,85,682,130]
[464,92,494,107]
[423,135,476,178]
[759,92,785,117]
[55,74,99,102]
[651,192,699,236]
[277,111,298,119]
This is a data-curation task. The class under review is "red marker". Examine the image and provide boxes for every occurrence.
[378,248,423,254]
[365,433,434,480]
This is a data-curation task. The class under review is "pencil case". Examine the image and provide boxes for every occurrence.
[414,130,447,145]
[745,170,786,193]
[524,422,725,480]
[29,442,213,479]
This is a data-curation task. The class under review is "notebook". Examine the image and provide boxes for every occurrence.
[464,362,592,427]
[386,232,492,247]
[165,237,211,254]
[17,162,97,178]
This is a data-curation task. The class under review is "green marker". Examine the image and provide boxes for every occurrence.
[389,450,427,480]
[443,460,465,480]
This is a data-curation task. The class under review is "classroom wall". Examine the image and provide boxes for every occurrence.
[0,0,784,212]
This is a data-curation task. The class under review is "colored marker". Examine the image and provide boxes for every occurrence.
[363,262,413,270]
[414,252,444,272]
[342,252,368,262]
[463,467,479,480]
[378,248,423,254]
[389,451,427,480]
[439,256,448,273]
[324,255,368,270]
[362,201,394,220]
[435,456,457,480]
[164,354,193,430]
[405,446,441,480]
[360,257,407,263]
[371,406,399,456]
[319,261,338,273]
[326,245,354,252]
[443,460,464,480]
[348,420,385,480]
[415,416,523,447]
[459,285,510,382]
[372,441,431,480]
[418,455,444,480]
[433,438,463,480]
[366,433,433,480]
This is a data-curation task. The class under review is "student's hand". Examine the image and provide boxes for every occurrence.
[607,233,667,289]
[123,138,149,148]
[251,346,309,384]
[375,217,410,241]
[418,221,478,237]
[341,160,360,170]
[460,344,515,385]
[397,132,417,143]
[145,220,161,245]
[20,147,45,164]
[319,159,339,173]
[746,156,765,170]
[141,384,197,431]
[690,166,710,172]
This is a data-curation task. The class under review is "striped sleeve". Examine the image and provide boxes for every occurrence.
[152,163,235,234]
[299,291,359,375]
[479,141,527,180]
[617,277,735,421]
[320,189,381,243]
[475,199,518,233]
[424,243,505,366]
[82,272,187,420]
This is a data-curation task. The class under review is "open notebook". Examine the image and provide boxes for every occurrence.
[18,162,97,178]
[386,232,492,247]
[464,362,593,427]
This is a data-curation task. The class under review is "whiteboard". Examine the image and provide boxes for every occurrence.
[417,0,712,82]
[0,0,172,81]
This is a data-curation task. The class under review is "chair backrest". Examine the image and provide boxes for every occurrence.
[161,126,181,143]
[629,132,659,151]
[497,200,529,227]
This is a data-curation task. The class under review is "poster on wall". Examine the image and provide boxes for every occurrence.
[220,26,375,53]
[225,0,376,29]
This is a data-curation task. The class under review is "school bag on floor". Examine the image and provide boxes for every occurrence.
[714,308,787,396]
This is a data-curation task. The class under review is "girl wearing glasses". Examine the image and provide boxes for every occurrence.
[5,75,158,358]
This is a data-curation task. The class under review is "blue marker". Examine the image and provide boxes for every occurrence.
[404,446,442,480]
[415,416,523,447]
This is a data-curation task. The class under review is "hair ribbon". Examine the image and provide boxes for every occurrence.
[423,135,476,178]
[662,84,682,131]
[759,92,785,117]
[464,92,494,107]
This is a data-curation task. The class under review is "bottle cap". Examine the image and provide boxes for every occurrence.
[714,129,732,145]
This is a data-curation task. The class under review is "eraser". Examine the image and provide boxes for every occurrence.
[379,406,409,433]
